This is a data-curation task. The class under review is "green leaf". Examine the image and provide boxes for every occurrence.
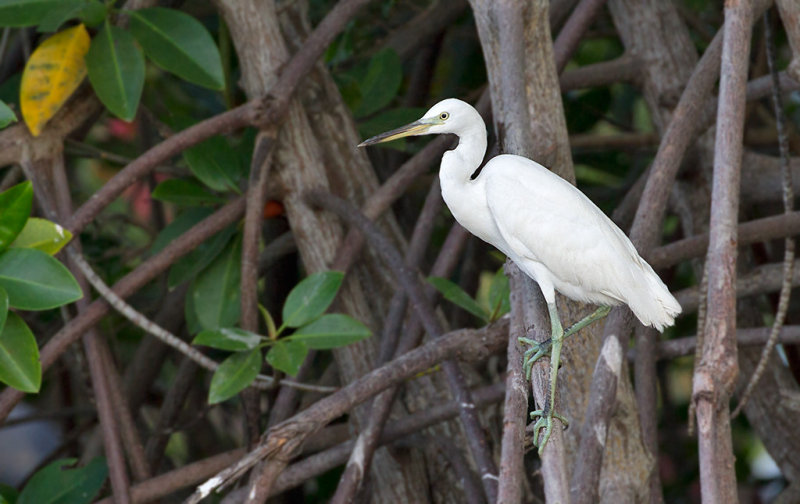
[0,483,18,504]
[17,457,107,504]
[0,181,32,251]
[182,135,241,193]
[152,178,226,206]
[0,248,82,310]
[488,268,510,321]
[85,21,144,121]
[128,7,224,90]
[353,48,402,118]
[36,0,105,32]
[208,349,260,404]
[289,313,371,349]
[11,217,73,255]
[265,340,308,376]
[184,284,201,335]
[0,0,72,27]
[193,327,262,351]
[282,271,344,328]
[0,100,17,128]
[190,237,241,331]
[168,224,236,289]
[428,276,488,323]
[0,286,8,334]
[0,311,41,393]
[150,207,213,255]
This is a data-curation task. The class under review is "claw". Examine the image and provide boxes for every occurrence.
[530,409,569,454]
[518,337,553,380]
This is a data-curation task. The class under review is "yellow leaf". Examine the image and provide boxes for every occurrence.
[20,24,90,137]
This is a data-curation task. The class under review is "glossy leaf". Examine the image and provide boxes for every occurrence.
[150,207,212,255]
[282,271,344,328]
[17,457,107,504]
[0,0,70,27]
[128,7,224,90]
[182,135,241,193]
[85,21,144,121]
[488,268,511,321]
[208,349,261,404]
[290,313,371,349]
[0,287,8,338]
[0,484,18,504]
[428,276,488,323]
[36,0,105,32]
[190,237,241,331]
[0,311,41,393]
[0,100,16,128]
[353,48,402,118]
[193,327,262,352]
[152,178,226,206]
[168,225,236,289]
[11,217,72,255]
[0,181,32,251]
[20,24,90,136]
[184,285,201,335]
[265,340,308,376]
[0,248,82,310]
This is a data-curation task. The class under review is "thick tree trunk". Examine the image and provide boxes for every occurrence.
[214,1,431,502]
[468,0,652,501]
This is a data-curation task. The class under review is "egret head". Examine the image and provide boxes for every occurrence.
[358,98,482,147]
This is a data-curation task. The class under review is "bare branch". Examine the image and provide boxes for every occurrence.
[186,320,509,503]
[693,3,753,502]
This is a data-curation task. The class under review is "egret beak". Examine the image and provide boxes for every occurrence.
[357,119,433,147]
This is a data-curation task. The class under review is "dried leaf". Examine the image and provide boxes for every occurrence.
[20,24,90,136]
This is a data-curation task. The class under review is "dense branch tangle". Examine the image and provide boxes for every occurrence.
[0,1,799,503]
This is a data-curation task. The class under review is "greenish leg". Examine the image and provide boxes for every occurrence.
[529,302,566,453]
[518,305,612,452]
[519,305,611,380]
[564,305,611,339]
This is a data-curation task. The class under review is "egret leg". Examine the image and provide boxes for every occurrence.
[520,305,610,379]
[528,302,567,454]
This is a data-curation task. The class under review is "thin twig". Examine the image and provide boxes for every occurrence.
[185,319,509,503]
[66,247,335,393]
[102,383,506,504]
[307,190,500,502]
[628,326,800,362]
[23,151,134,504]
[553,0,609,73]
[0,198,246,423]
[330,179,444,503]
[647,211,800,269]
[732,10,795,418]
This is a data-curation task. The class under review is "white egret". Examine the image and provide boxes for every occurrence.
[358,98,681,452]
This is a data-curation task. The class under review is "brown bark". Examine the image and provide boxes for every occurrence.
[213,2,430,502]
[693,2,753,502]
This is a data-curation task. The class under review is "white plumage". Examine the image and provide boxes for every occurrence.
[359,98,681,452]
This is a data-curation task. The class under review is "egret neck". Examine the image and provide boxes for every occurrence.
[438,110,496,246]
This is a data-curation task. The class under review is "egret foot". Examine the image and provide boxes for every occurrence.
[519,337,552,380]
[530,408,568,454]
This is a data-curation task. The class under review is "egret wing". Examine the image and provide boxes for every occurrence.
[482,155,644,302]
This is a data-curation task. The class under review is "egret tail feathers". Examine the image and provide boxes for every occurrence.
[628,263,682,332]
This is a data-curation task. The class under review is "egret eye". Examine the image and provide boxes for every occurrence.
[439,112,449,121]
